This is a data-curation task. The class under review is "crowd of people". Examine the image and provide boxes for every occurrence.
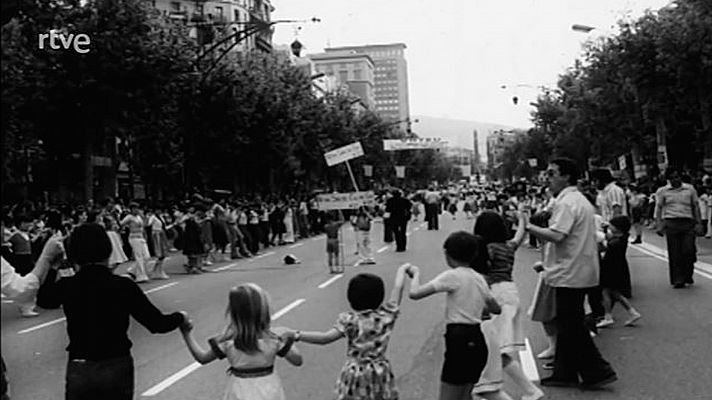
[2,162,711,400]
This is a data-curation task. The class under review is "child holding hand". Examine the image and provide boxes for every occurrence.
[179,283,302,400]
[407,231,501,400]
[284,264,410,400]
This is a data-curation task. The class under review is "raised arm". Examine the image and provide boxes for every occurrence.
[508,210,528,249]
[388,264,409,306]
[407,266,440,300]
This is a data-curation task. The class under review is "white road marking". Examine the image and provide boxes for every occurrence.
[144,282,180,294]
[17,317,66,334]
[318,274,343,289]
[255,251,276,259]
[142,298,307,396]
[289,243,304,249]
[19,282,180,334]
[212,263,238,272]
[377,246,389,253]
[141,362,202,397]
[311,236,324,241]
[271,298,305,321]
[520,338,540,382]
[2,300,13,304]
[631,243,712,280]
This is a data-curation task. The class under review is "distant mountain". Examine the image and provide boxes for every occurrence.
[411,116,516,161]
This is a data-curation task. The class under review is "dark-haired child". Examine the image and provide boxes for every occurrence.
[407,231,501,400]
[324,212,345,274]
[596,216,642,328]
[285,265,410,400]
[472,211,543,400]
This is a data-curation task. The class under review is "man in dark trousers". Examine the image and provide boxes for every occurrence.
[386,189,412,252]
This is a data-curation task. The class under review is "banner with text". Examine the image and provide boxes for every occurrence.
[383,138,445,151]
[316,191,376,210]
[324,141,364,166]
[363,165,373,177]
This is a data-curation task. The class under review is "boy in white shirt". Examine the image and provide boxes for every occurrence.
[407,231,501,400]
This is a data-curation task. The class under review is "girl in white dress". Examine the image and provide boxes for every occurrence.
[180,283,302,400]
[104,216,128,269]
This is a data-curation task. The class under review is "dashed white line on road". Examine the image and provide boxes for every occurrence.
[18,317,66,334]
[144,282,180,294]
[19,282,181,334]
[318,274,343,289]
[142,298,306,396]
[212,263,238,272]
[271,298,305,321]
[289,243,304,249]
[377,246,389,253]
[520,338,540,382]
[255,251,276,259]
[142,362,202,397]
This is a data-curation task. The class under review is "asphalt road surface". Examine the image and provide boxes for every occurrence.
[3,211,712,399]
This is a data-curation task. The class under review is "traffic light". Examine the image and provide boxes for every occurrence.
[512,96,519,105]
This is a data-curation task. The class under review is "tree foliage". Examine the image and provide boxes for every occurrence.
[526,0,712,173]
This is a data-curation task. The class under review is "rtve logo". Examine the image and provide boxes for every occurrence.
[38,30,91,54]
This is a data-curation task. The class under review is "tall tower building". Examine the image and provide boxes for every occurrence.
[308,51,376,109]
[473,129,481,174]
[325,43,410,131]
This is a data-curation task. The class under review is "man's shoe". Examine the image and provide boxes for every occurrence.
[673,283,685,289]
[540,377,578,388]
[580,373,618,389]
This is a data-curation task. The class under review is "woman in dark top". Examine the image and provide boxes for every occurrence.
[42,223,187,400]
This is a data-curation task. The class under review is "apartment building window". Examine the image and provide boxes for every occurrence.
[215,6,224,18]
[339,70,348,82]
[234,10,240,22]
[353,69,362,80]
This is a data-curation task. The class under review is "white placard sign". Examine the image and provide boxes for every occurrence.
[383,138,445,151]
[324,142,364,166]
[316,191,376,210]
[395,166,406,178]
[618,155,627,170]
[528,158,538,167]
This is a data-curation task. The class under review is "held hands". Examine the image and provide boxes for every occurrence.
[178,311,193,333]
[404,265,419,278]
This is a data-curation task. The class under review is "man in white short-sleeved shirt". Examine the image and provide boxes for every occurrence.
[526,158,617,389]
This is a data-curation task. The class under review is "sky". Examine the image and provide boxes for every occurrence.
[272,0,671,129]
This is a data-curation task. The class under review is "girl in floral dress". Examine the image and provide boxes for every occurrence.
[286,266,410,400]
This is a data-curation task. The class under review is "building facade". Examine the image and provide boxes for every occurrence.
[151,0,274,53]
[308,51,376,109]
[486,129,523,172]
[324,43,410,130]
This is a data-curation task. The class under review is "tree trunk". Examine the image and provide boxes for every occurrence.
[699,92,712,170]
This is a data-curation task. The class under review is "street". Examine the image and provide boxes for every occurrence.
[3,213,712,400]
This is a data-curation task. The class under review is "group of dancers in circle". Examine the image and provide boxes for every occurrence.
[178,205,546,400]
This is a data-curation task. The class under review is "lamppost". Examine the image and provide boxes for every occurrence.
[195,17,321,84]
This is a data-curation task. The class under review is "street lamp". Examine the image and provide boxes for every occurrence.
[571,24,596,33]
[195,17,321,84]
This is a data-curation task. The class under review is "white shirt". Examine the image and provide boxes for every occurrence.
[430,267,492,324]
[600,182,628,222]
[544,186,600,288]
